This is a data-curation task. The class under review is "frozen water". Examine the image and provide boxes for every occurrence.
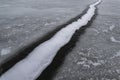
[0,0,101,80]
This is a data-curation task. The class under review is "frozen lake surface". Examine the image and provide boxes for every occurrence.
[1,0,120,80]
[0,0,95,64]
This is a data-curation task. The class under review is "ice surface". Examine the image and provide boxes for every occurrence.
[0,0,101,80]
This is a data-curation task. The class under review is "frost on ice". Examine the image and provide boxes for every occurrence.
[0,0,102,80]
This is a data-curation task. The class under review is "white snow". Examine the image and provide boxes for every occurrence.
[110,36,120,43]
[111,50,120,58]
[92,28,99,34]
[103,29,108,33]
[1,47,11,56]
[109,25,115,31]
[0,0,101,80]
[77,58,102,67]
[77,61,85,65]
[89,61,101,66]
[115,50,120,57]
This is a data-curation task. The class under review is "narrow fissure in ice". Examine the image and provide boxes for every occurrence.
[0,0,101,80]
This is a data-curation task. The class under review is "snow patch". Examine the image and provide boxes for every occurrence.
[103,29,108,33]
[0,0,102,80]
[83,64,90,68]
[92,28,99,34]
[116,69,120,74]
[88,60,102,66]
[115,50,120,57]
[77,51,84,55]
[77,57,103,67]
[110,36,120,43]
[77,60,102,67]
[112,50,120,58]
[89,61,101,66]
[109,25,115,31]
[1,47,11,56]
[77,61,85,65]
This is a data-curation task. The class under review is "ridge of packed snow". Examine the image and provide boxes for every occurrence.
[0,0,101,80]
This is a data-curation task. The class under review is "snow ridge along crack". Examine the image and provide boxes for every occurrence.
[0,0,102,80]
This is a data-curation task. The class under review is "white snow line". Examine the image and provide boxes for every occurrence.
[0,0,102,80]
